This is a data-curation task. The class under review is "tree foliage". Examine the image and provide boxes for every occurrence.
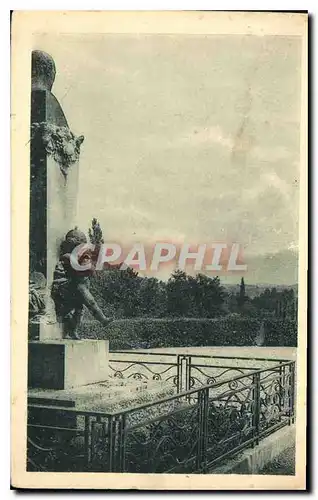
[86,220,297,321]
[88,218,104,245]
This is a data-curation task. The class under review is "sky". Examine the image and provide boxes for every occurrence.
[33,33,302,284]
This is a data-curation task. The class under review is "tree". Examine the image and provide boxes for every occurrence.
[138,277,163,317]
[252,286,297,320]
[100,265,141,317]
[193,274,226,318]
[88,218,104,245]
[236,277,249,312]
[276,288,296,320]
[166,270,191,316]
[166,270,226,318]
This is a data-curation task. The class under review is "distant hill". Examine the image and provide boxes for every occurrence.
[219,248,298,290]
[222,282,298,299]
[243,249,298,286]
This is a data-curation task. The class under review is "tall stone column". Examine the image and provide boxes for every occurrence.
[29,50,83,340]
[28,51,109,390]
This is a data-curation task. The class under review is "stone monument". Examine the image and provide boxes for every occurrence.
[28,50,109,390]
[27,53,182,473]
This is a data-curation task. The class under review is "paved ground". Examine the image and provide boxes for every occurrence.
[260,446,296,475]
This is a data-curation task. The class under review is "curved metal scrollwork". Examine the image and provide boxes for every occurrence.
[124,403,200,473]
[207,377,217,385]
[109,360,177,387]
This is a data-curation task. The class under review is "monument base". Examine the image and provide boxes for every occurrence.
[40,323,63,341]
[28,322,63,341]
[28,339,109,390]
[28,377,176,433]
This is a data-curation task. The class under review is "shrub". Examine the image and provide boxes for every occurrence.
[78,316,297,349]
[263,318,298,347]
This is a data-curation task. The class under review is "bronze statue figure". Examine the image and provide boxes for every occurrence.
[51,229,112,339]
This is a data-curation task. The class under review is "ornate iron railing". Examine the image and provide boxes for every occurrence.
[108,351,181,390]
[108,350,292,393]
[27,358,296,473]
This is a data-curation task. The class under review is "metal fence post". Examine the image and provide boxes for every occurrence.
[117,414,126,472]
[107,415,115,472]
[289,361,296,424]
[177,355,191,393]
[177,354,181,393]
[278,362,284,422]
[186,355,191,392]
[197,388,208,472]
[252,372,261,446]
[84,415,91,470]
[111,415,127,472]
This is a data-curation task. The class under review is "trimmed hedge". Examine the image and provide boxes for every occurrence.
[78,316,297,350]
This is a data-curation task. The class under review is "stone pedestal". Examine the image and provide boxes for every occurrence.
[28,340,109,390]
[38,323,63,341]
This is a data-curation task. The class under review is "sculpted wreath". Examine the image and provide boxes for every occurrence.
[31,122,84,179]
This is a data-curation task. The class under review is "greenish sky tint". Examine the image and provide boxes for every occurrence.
[33,34,301,284]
